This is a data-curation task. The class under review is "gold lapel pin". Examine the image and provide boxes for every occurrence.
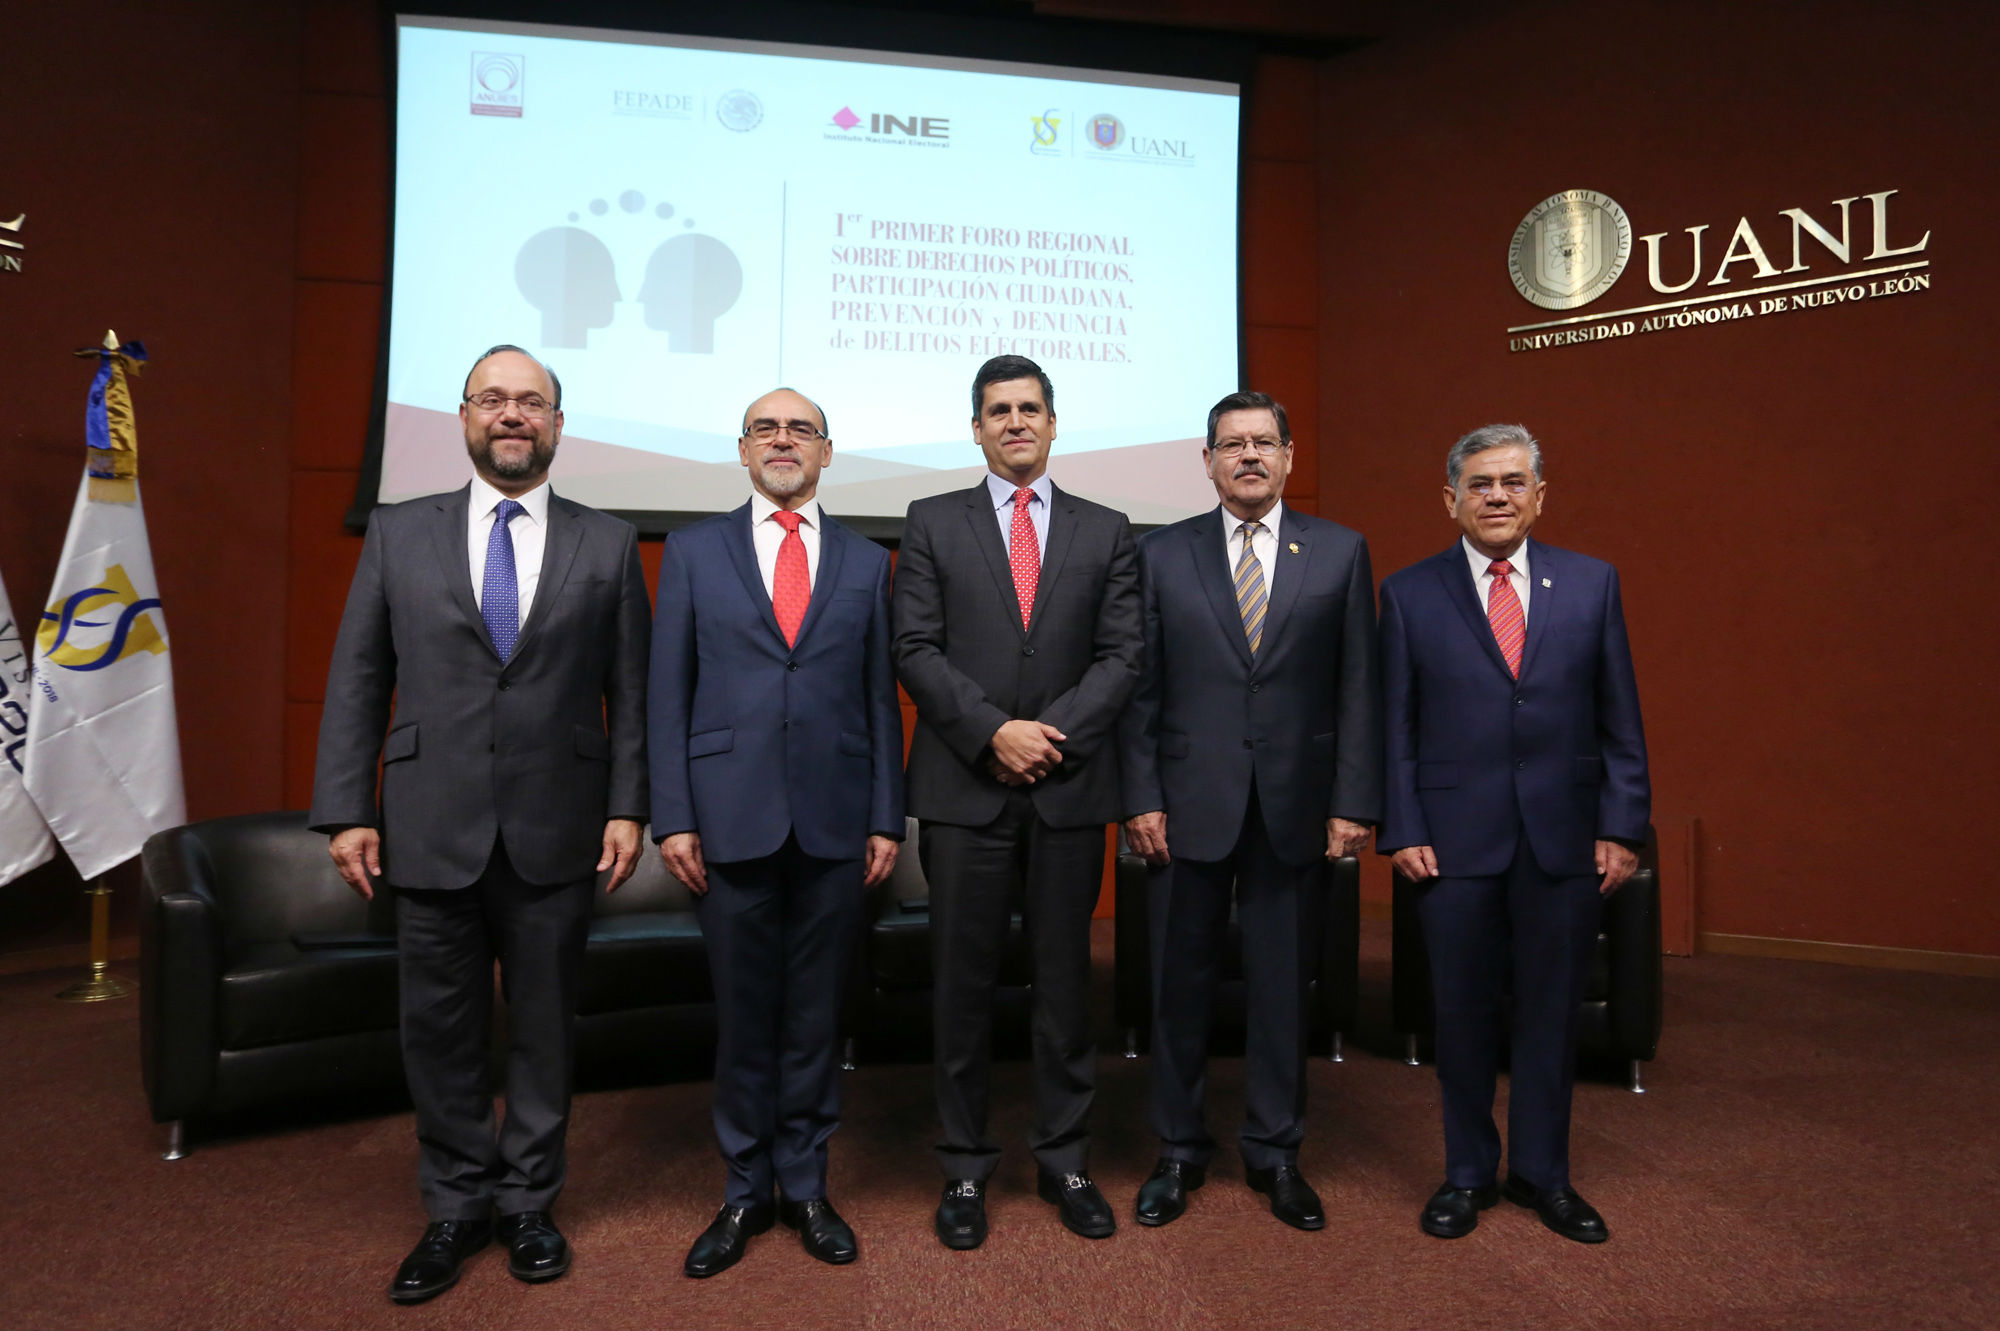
[1542,577,1552,587]
[1288,542,1299,554]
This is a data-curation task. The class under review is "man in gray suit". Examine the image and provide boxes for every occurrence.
[893,354,1143,1248]
[1119,391,1382,1232]
[311,345,650,1305]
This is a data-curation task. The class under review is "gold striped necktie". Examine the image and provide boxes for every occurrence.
[1234,521,1268,655]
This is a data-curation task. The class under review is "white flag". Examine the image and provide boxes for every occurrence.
[22,335,186,879]
[0,564,57,886]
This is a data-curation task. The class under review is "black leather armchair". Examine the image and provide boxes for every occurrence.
[1390,830,1664,1091]
[848,816,1035,1062]
[140,811,718,1156]
[1113,849,1362,1062]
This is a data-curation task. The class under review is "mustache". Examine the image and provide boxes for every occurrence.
[1232,462,1269,478]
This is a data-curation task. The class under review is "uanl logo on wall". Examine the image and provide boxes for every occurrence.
[1504,188,1931,353]
[470,52,524,117]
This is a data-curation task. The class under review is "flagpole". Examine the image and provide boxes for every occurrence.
[54,877,131,1002]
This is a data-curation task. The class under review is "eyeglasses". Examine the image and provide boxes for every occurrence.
[464,391,555,418]
[1464,480,1533,497]
[744,420,827,444]
[1212,439,1286,458]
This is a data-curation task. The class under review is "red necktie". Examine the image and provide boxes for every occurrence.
[1486,559,1524,677]
[1009,486,1040,630]
[772,509,810,647]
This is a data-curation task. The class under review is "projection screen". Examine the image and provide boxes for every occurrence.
[380,14,1243,528]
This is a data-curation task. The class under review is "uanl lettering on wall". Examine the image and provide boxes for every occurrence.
[1503,188,1933,354]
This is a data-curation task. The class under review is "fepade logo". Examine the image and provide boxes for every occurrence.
[825,108,950,148]
[1504,187,1932,353]
[0,213,22,274]
[613,90,695,120]
[470,53,524,118]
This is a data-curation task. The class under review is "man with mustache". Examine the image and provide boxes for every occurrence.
[311,344,650,1303]
[1118,390,1382,1231]
[893,354,1143,1247]
[650,388,903,1277]
[1379,424,1649,1244]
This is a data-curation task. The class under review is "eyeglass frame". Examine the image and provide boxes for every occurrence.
[1209,438,1289,459]
[742,420,829,444]
[463,391,557,418]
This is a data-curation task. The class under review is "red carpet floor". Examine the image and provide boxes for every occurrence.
[2,921,1996,1330]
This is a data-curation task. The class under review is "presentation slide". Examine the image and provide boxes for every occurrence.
[384,16,1242,524]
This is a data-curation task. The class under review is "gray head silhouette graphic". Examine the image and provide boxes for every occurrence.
[639,233,742,353]
[515,226,619,348]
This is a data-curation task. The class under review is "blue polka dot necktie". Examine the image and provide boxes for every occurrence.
[482,498,524,662]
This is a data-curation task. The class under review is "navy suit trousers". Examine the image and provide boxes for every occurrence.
[1415,838,1602,1191]
[696,835,863,1207]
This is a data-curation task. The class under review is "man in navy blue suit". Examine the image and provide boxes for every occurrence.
[649,387,904,1277]
[1378,424,1648,1245]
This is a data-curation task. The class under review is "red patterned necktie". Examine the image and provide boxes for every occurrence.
[1008,486,1040,630]
[772,509,810,647]
[1486,559,1524,677]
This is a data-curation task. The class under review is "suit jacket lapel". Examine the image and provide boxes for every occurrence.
[511,492,583,663]
[1192,508,1254,671]
[791,510,848,648]
[960,483,1027,640]
[1517,538,1556,679]
[721,501,788,648]
[1432,544,1516,681]
[1026,483,1080,636]
[1257,508,1311,663]
[429,485,494,660]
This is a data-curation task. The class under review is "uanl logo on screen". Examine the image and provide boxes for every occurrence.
[1082,114,1195,166]
[470,53,524,117]
[1504,187,1933,353]
[826,107,950,147]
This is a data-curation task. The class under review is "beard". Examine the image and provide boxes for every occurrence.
[755,458,809,498]
[468,426,556,481]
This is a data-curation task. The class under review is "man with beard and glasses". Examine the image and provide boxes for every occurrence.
[1118,390,1382,1232]
[649,388,902,1278]
[311,344,650,1304]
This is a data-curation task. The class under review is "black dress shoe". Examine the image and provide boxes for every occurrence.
[1135,1159,1207,1227]
[1419,1182,1500,1238]
[1245,1164,1326,1231]
[1502,1175,1610,1243]
[779,1197,859,1265]
[935,1179,987,1250]
[496,1210,571,1282]
[684,1203,775,1278]
[1037,1170,1116,1239]
[389,1217,492,1304]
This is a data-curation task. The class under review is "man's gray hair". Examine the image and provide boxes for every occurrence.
[463,343,562,408]
[1446,424,1542,489]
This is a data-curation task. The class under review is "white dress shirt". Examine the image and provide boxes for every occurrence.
[468,474,550,627]
[749,492,823,598]
[985,470,1052,560]
[1224,501,1284,596]
[1462,535,1532,622]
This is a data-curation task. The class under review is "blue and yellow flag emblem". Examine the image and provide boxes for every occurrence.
[38,564,167,673]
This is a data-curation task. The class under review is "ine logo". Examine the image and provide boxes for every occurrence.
[825,109,951,146]
[471,52,524,118]
[0,214,22,274]
[1507,190,1633,311]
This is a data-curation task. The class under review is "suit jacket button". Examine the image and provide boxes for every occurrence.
[1516,760,1525,769]
[498,679,512,691]
[1022,646,1035,656]
[787,661,799,671]
[1514,696,1524,706]
[1242,738,1253,749]
[1250,683,1261,693]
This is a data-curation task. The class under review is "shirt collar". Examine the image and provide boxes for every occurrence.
[751,490,820,529]
[987,470,1052,510]
[1224,500,1284,539]
[470,473,550,525]
[1462,534,1529,580]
